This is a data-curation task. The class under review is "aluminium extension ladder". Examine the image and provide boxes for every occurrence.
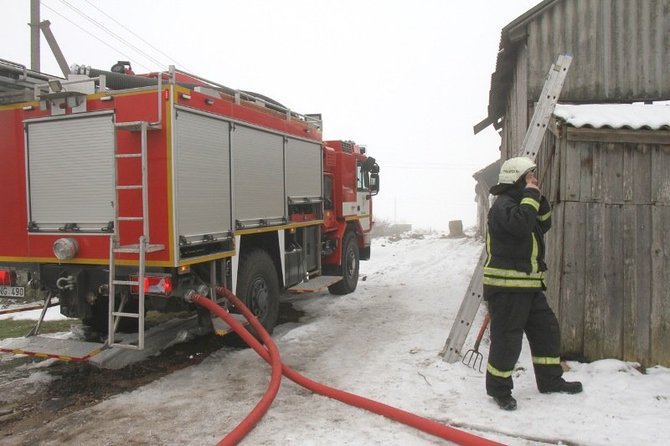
[440,54,573,363]
[108,121,164,350]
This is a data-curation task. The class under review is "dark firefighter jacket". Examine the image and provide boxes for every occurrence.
[483,185,551,294]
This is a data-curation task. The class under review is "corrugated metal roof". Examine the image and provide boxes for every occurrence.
[553,103,670,130]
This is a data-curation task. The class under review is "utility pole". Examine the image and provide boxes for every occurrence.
[30,0,40,72]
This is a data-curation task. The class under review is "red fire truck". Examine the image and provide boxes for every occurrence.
[0,60,379,359]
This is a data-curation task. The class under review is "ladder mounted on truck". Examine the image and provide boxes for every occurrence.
[108,120,164,350]
[440,54,572,363]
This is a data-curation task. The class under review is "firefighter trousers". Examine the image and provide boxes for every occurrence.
[485,291,563,397]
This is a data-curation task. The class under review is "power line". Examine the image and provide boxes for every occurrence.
[40,1,153,72]
[55,0,166,69]
[82,0,189,71]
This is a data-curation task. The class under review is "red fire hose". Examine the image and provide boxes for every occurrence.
[191,288,503,446]
[197,292,283,446]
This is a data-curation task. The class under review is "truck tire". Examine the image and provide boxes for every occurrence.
[236,249,280,335]
[328,230,359,295]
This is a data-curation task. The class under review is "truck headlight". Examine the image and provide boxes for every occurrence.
[53,238,79,260]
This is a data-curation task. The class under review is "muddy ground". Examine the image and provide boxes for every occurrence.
[0,301,303,441]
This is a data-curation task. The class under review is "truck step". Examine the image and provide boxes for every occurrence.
[288,275,343,294]
[0,336,105,362]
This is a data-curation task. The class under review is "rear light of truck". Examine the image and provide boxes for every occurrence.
[0,269,15,286]
[130,274,173,296]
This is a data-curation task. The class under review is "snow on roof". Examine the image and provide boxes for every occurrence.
[553,103,670,130]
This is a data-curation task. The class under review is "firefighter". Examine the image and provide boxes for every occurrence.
[484,156,583,411]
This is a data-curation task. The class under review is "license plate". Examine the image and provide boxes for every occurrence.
[0,286,25,298]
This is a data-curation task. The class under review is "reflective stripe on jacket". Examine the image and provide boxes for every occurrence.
[484,185,551,293]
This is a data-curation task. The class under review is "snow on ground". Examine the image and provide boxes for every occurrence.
[3,233,670,445]
[0,305,71,321]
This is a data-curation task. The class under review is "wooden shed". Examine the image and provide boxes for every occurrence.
[475,0,670,158]
[540,104,670,367]
[475,0,670,367]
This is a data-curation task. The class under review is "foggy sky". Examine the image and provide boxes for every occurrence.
[2,0,541,229]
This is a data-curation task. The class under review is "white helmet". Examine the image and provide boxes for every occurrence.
[498,157,536,184]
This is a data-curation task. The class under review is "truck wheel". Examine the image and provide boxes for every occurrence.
[236,249,280,336]
[328,230,359,295]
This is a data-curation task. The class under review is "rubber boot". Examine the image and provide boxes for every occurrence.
[492,394,517,411]
[539,380,583,394]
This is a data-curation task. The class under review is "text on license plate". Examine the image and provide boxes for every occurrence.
[0,286,25,298]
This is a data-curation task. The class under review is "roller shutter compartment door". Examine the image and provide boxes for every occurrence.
[174,109,232,240]
[25,114,114,232]
[232,126,285,224]
[286,138,322,201]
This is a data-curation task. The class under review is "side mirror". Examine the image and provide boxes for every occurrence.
[362,156,376,172]
[370,173,380,195]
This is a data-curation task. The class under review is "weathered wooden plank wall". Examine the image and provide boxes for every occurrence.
[558,201,586,357]
[543,129,670,367]
[602,203,625,358]
[583,201,604,360]
[498,1,670,161]
[526,0,670,102]
[623,204,652,365]
[651,205,670,365]
[651,146,670,204]
[488,0,670,367]
[501,47,530,160]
